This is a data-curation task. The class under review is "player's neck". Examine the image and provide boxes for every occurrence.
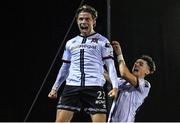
[80,30,96,37]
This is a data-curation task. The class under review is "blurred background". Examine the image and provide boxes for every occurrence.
[2,0,180,121]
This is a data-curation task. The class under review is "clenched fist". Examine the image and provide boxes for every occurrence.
[48,89,57,99]
[108,88,119,99]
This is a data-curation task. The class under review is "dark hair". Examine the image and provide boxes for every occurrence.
[139,55,156,74]
[76,5,98,19]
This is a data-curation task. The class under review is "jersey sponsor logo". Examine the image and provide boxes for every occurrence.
[80,44,96,49]
[95,100,106,104]
[71,44,97,50]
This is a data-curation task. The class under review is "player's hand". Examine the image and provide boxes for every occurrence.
[108,87,118,98]
[48,89,57,99]
[111,41,122,55]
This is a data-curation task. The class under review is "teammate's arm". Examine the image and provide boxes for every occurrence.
[112,41,138,87]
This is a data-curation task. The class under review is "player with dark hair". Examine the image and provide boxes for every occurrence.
[107,41,156,122]
[48,5,118,122]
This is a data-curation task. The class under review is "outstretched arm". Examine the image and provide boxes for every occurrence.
[112,41,138,87]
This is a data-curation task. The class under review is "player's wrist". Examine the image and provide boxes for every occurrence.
[117,54,124,63]
[51,88,57,92]
[112,82,118,89]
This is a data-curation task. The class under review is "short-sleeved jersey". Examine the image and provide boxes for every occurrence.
[62,33,114,87]
[108,77,151,122]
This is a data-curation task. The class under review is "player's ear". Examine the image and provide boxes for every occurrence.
[145,68,150,75]
[93,20,96,27]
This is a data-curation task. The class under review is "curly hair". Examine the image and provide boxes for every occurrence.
[139,55,156,74]
[76,4,98,19]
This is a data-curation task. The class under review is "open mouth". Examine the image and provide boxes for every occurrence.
[133,68,139,72]
[80,24,88,30]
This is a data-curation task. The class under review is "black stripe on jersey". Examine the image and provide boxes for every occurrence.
[80,37,87,86]
[80,49,85,86]
[102,56,114,60]
[62,59,71,63]
[81,37,87,44]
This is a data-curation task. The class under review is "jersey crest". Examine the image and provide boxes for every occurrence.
[91,38,98,43]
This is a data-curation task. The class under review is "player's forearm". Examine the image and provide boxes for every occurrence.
[52,63,70,91]
[103,70,111,83]
[105,59,118,88]
[118,55,138,87]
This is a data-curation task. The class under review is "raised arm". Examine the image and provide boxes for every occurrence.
[111,41,138,87]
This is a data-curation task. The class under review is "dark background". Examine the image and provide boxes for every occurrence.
[2,0,180,121]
